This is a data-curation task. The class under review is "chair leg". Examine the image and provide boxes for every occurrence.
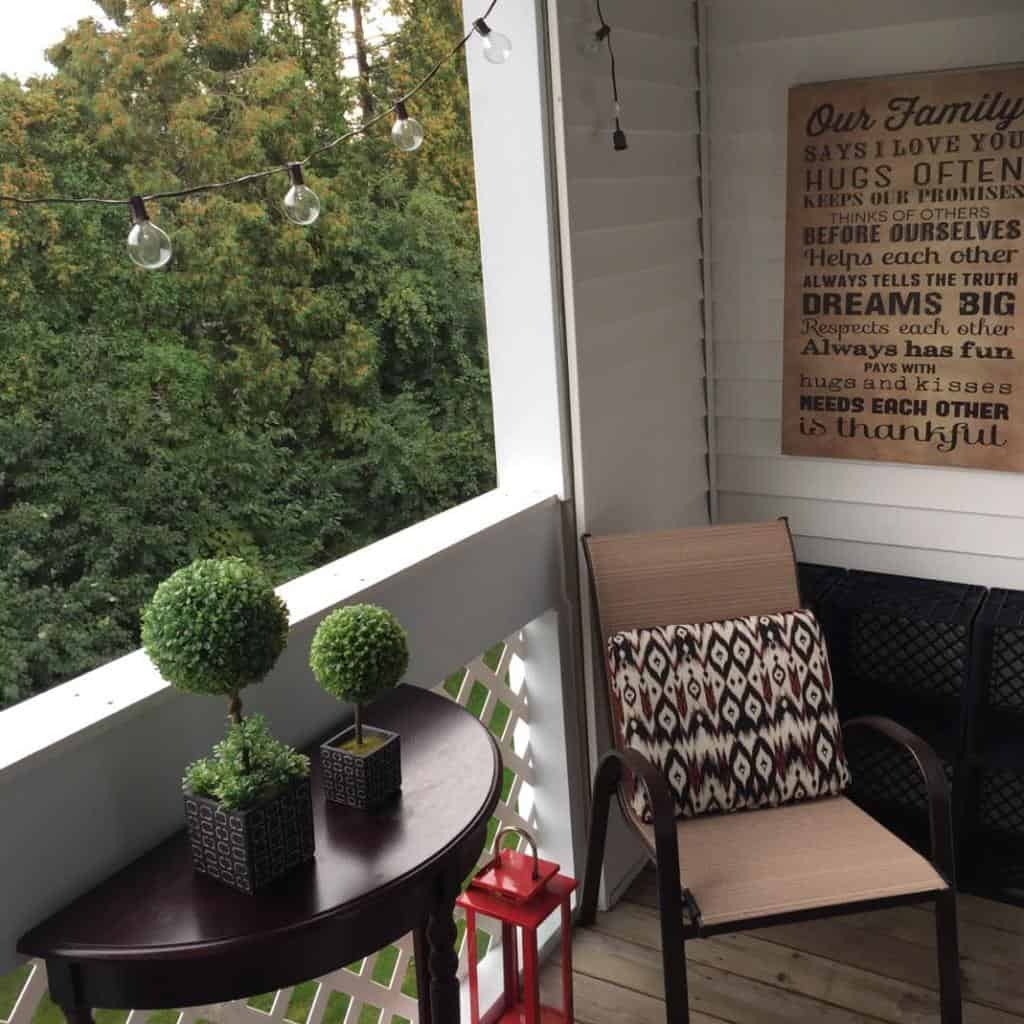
[655,851,690,1023]
[579,753,620,927]
[935,889,963,1024]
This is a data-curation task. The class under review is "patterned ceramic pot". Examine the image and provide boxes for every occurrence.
[320,725,402,810]
[183,777,315,894]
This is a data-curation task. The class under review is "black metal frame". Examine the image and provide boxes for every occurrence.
[577,530,963,1024]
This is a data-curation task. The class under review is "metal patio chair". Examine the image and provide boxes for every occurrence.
[579,519,962,1024]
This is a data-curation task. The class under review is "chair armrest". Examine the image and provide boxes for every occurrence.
[592,747,683,887]
[843,716,956,884]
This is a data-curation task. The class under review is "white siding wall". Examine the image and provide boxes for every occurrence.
[548,0,708,901]
[552,0,708,537]
[707,0,1024,588]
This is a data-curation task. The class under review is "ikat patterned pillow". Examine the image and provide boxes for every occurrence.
[606,609,850,822]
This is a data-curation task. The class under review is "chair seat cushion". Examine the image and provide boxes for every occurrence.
[639,796,947,926]
[607,609,850,821]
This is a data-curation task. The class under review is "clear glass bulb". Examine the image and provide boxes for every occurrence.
[584,25,609,56]
[127,220,172,270]
[283,183,321,225]
[481,30,512,64]
[392,115,424,152]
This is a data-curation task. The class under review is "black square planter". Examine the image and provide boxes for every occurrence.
[183,777,315,894]
[321,725,402,809]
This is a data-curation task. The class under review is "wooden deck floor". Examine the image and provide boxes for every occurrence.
[542,869,1024,1023]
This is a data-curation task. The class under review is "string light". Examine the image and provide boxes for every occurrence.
[127,196,172,270]
[585,23,611,56]
[0,1,510,269]
[473,19,512,65]
[391,101,425,152]
[591,0,627,151]
[282,163,321,225]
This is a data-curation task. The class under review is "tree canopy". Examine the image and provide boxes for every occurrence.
[0,0,495,709]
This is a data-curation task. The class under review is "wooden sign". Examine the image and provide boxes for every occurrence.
[782,66,1024,471]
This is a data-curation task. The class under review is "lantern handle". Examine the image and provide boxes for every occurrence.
[493,826,540,880]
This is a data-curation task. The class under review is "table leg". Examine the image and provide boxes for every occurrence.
[426,890,461,1023]
[46,961,95,1024]
[465,910,479,1024]
[413,924,433,1024]
[59,1005,95,1024]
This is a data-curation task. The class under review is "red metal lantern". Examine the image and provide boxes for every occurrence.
[457,827,577,1024]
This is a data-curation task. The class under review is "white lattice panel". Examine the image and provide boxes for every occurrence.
[2,632,531,1024]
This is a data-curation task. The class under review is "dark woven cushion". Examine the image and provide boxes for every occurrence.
[607,609,851,821]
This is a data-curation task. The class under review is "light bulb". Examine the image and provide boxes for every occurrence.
[585,24,611,56]
[127,196,172,270]
[283,163,321,225]
[391,101,424,152]
[474,18,512,64]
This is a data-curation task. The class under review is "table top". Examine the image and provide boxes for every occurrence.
[19,686,500,971]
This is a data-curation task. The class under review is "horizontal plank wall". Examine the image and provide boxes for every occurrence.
[548,0,708,901]
[707,0,1024,588]
[553,0,707,537]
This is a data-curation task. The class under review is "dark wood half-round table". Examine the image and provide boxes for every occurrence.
[18,686,501,1024]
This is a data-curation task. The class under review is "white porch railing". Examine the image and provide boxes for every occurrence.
[0,489,583,1024]
[1,632,533,1024]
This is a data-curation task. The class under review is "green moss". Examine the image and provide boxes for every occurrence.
[335,734,389,755]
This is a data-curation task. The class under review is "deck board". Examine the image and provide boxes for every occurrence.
[546,868,1024,1023]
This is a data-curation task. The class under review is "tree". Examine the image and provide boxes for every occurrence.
[0,0,495,710]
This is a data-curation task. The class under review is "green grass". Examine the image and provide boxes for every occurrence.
[322,991,350,1024]
[282,981,318,1024]
[0,963,31,1020]
[246,993,276,1013]
[24,994,128,1024]
[145,1011,181,1024]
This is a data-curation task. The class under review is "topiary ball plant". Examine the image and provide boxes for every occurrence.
[142,557,289,722]
[142,558,308,808]
[310,604,409,751]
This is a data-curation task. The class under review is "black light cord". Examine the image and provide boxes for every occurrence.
[0,0,500,209]
[594,0,627,151]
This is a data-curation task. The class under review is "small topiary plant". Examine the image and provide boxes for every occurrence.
[142,557,308,809]
[310,604,409,753]
[182,714,310,810]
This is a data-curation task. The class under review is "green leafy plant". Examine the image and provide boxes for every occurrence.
[310,604,409,748]
[142,557,307,805]
[183,715,310,810]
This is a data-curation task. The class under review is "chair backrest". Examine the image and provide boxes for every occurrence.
[583,518,803,658]
[583,519,805,769]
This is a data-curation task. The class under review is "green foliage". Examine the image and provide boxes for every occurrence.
[0,0,495,711]
[183,713,310,809]
[142,558,289,696]
[310,604,409,704]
